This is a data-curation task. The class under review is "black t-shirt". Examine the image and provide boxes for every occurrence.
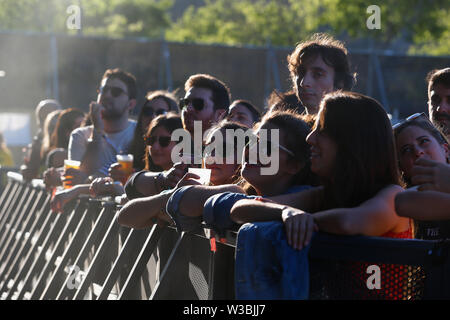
[415,220,450,240]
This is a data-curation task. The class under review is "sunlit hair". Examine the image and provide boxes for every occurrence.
[185,74,231,111]
[288,33,356,91]
[227,99,261,124]
[316,91,401,209]
[144,90,179,112]
[102,68,137,99]
[240,110,317,194]
[259,109,316,185]
[50,108,85,150]
[40,109,62,160]
[267,90,304,114]
[130,90,179,170]
[143,113,182,171]
[426,67,450,96]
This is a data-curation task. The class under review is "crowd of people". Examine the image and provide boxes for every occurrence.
[16,32,450,297]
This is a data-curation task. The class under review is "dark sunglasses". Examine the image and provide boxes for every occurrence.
[244,134,295,158]
[97,85,128,98]
[141,107,167,117]
[146,136,172,148]
[179,98,205,112]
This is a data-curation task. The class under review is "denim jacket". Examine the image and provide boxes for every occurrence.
[235,221,312,300]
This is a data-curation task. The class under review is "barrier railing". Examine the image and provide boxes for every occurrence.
[0,171,449,300]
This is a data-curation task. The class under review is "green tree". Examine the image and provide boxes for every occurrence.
[0,0,174,38]
[166,0,324,46]
[320,0,450,52]
[81,0,173,38]
[166,0,449,55]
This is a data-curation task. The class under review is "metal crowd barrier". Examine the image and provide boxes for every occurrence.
[0,171,449,300]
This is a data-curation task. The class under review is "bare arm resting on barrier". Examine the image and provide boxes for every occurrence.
[125,163,189,198]
[395,190,450,220]
[117,172,201,229]
[266,186,324,212]
[50,184,90,213]
[90,177,124,197]
[117,188,174,229]
[231,184,408,250]
[177,184,245,218]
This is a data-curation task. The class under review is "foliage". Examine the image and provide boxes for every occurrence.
[0,0,448,55]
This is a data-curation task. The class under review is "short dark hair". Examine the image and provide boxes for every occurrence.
[229,99,261,123]
[145,90,179,112]
[102,68,137,99]
[426,67,450,96]
[267,90,304,114]
[184,74,231,111]
[288,33,356,91]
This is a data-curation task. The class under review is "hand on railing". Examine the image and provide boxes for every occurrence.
[90,177,124,198]
[50,186,83,213]
[281,207,318,251]
[43,167,63,191]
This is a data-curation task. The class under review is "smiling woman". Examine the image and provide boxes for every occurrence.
[230,91,411,249]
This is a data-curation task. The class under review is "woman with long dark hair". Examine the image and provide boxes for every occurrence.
[231,92,412,247]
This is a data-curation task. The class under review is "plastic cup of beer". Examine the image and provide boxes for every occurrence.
[63,160,81,189]
[188,168,211,185]
[116,154,134,183]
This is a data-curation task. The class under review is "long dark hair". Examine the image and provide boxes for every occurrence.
[317,91,401,209]
[241,109,318,195]
[129,91,179,170]
[50,108,85,150]
[143,113,182,171]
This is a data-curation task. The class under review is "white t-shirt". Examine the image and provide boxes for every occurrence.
[68,120,137,176]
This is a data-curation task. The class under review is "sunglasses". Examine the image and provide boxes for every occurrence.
[146,136,172,148]
[97,85,128,98]
[244,133,295,158]
[392,112,428,129]
[141,107,167,117]
[179,98,205,112]
[393,112,448,143]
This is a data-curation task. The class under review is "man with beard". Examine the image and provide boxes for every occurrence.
[427,67,450,141]
[122,74,231,198]
[287,33,356,115]
[180,74,230,135]
[68,68,137,180]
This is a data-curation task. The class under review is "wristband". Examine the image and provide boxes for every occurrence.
[166,185,201,233]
